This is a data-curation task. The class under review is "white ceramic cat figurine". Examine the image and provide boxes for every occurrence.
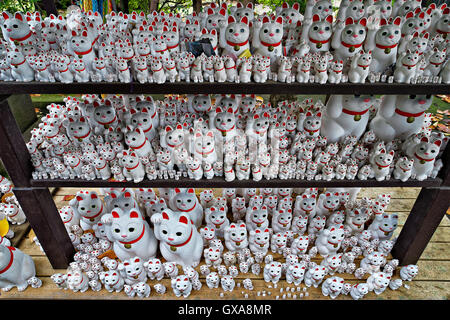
[106,207,158,262]
[219,16,251,60]
[370,95,432,141]
[151,208,203,268]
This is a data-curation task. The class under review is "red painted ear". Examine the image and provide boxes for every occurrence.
[241,16,249,25]
[228,16,235,24]
[76,196,83,202]
[434,140,442,147]
[393,17,401,26]
[359,18,367,27]
[421,136,429,143]
[345,17,354,25]
[312,14,320,22]
[129,210,139,219]
[325,15,333,24]
[262,16,270,24]
[187,188,195,194]
[179,215,188,225]
[111,210,120,218]
[90,193,98,199]
[162,211,169,220]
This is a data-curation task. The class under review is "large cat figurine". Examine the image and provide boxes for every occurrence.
[107,208,158,262]
[364,17,402,73]
[321,95,374,143]
[218,15,251,60]
[151,208,203,267]
[369,95,432,141]
[301,14,333,53]
[69,190,106,231]
[331,17,367,63]
[171,188,204,228]
[252,16,284,67]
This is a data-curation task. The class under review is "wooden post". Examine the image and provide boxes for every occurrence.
[392,187,450,266]
[13,187,75,268]
[150,0,159,12]
[0,96,33,187]
[41,0,58,16]
[193,0,202,13]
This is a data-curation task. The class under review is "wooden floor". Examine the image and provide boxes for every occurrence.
[1,187,449,300]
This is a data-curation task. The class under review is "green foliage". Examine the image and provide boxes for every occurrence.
[256,0,307,14]
[0,0,38,12]
[128,0,151,13]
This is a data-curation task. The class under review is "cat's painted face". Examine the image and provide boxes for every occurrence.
[69,29,92,52]
[375,18,401,46]
[173,188,197,212]
[164,124,185,147]
[407,34,428,55]
[67,116,90,137]
[250,227,270,244]
[401,14,425,37]
[234,2,254,21]
[74,191,103,217]
[159,209,194,245]
[225,16,250,43]
[2,12,31,39]
[397,0,422,17]
[415,137,441,160]
[396,94,432,113]
[436,12,450,34]
[183,19,200,38]
[342,95,373,112]
[214,107,236,131]
[345,1,365,20]
[372,0,392,19]
[111,208,144,241]
[205,7,227,30]
[227,222,248,242]
[191,95,212,113]
[258,16,283,44]
[93,101,116,124]
[217,95,239,113]
[280,2,301,24]
[313,0,333,19]
[341,18,366,45]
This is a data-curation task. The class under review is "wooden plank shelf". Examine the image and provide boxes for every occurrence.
[0,81,449,95]
[29,177,443,188]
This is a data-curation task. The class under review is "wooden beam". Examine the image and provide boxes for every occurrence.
[392,187,450,266]
[0,96,33,187]
[193,0,202,13]
[13,187,75,269]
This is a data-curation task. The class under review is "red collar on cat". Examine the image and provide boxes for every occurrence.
[341,41,363,48]
[167,227,193,248]
[74,46,93,56]
[178,201,197,212]
[0,247,16,274]
[119,225,146,245]
[342,108,369,116]
[260,40,281,48]
[394,109,425,118]
[375,43,398,50]
[9,31,33,42]
[226,39,249,47]
[414,153,434,162]
[81,203,104,220]
[309,37,330,45]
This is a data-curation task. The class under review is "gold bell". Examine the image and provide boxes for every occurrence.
[124,244,132,249]
[349,46,355,52]
[268,46,274,52]
[354,115,361,121]
[407,117,415,123]
[234,45,240,51]
[384,48,391,54]
[316,42,322,49]
[170,246,177,252]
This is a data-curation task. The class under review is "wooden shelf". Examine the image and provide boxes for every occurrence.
[29,177,443,188]
[0,81,449,95]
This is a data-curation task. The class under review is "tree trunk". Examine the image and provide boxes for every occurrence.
[193,0,202,13]
[150,0,159,12]
[41,0,58,16]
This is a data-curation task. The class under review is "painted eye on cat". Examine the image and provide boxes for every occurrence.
[114,228,120,233]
